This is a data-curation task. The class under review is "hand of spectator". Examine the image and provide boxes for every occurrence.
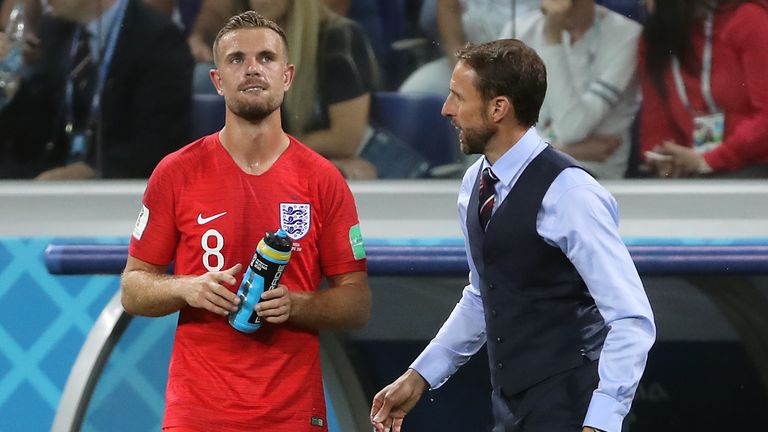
[254,284,292,324]
[561,135,621,162]
[187,33,214,63]
[647,141,709,178]
[333,157,378,180]
[183,264,242,316]
[35,161,98,180]
[541,0,573,43]
[659,141,710,177]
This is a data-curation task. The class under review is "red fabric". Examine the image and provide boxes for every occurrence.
[129,133,367,431]
[639,3,768,172]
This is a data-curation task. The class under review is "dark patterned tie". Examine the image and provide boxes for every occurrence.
[70,27,96,130]
[478,167,499,231]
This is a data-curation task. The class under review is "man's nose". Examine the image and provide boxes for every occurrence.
[245,58,262,75]
[441,100,453,118]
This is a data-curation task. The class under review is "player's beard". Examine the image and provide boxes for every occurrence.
[458,117,497,155]
[228,91,285,123]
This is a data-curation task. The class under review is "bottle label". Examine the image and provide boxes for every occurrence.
[246,254,287,324]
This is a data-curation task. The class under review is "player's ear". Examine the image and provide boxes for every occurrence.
[283,64,295,91]
[210,69,224,96]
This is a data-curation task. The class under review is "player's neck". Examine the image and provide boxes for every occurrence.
[219,114,290,175]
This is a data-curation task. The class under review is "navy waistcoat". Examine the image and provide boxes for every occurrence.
[467,146,607,397]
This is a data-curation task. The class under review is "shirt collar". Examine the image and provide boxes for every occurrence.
[85,0,125,56]
[482,127,545,187]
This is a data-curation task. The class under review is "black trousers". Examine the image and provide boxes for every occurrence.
[491,360,599,432]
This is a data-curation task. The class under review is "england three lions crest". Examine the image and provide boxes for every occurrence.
[280,203,310,240]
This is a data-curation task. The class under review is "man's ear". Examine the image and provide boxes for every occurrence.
[210,68,223,96]
[283,64,295,91]
[489,96,512,123]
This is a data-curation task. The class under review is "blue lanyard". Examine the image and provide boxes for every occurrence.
[64,0,129,135]
[671,12,720,114]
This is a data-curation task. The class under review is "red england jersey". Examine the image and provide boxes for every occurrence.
[129,133,367,431]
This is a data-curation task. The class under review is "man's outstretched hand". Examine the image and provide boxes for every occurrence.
[370,369,428,432]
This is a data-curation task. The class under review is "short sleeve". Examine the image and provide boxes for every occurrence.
[318,18,379,105]
[316,168,368,276]
[128,157,180,266]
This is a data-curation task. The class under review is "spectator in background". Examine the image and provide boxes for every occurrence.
[399,0,539,95]
[640,0,768,178]
[0,0,193,179]
[499,0,642,179]
[191,0,380,179]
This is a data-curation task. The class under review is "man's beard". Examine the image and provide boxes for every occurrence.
[228,92,284,123]
[459,120,497,155]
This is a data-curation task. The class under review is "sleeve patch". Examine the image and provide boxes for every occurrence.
[349,224,366,260]
[132,204,150,240]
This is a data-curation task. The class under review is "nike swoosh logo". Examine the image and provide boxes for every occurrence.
[197,211,227,224]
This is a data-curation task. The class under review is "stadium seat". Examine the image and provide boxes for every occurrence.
[598,0,647,22]
[367,0,439,89]
[370,91,460,174]
[190,93,226,140]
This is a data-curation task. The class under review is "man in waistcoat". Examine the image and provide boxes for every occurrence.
[370,39,655,432]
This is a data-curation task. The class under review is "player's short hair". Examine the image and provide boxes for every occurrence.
[456,39,547,128]
[213,11,288,66]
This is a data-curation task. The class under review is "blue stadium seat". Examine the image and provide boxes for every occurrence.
[190,93,226,140]
[370,91,458,169]
[365,0,440,90]
[598,0,646,22]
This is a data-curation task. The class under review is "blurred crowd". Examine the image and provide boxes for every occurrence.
[0,0,766,180]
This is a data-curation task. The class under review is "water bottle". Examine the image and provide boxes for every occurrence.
[229,229,292,333]
[0,2,25,109]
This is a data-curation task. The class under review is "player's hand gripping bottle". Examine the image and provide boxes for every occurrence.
[229,229,292,333]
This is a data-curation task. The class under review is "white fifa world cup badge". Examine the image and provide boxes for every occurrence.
[280,203,310,240]
[133,204,150,240]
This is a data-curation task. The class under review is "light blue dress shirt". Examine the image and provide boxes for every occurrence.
[410,128,656,432]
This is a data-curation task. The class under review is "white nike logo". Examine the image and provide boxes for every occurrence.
[197,211,227,225]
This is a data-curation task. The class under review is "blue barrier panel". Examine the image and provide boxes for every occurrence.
[45,244,768,276]
[33,241,768,431]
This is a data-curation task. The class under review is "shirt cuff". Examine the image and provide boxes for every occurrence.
[583,392,627,432]
[409,343,461,390]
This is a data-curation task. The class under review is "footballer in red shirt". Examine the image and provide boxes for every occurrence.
[122,11,370,432]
